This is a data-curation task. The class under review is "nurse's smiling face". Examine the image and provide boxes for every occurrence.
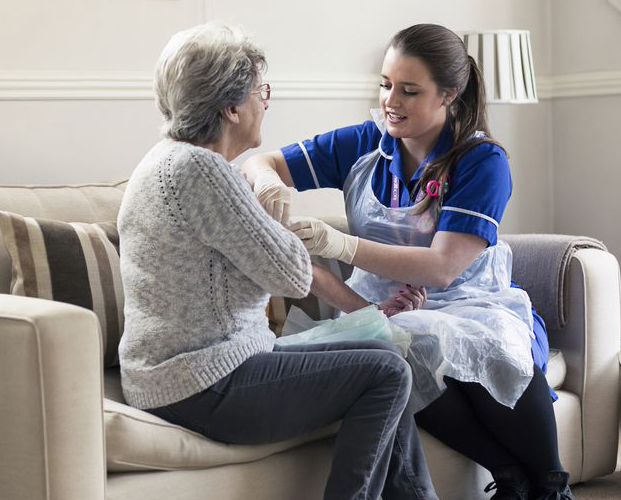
[380,46,452,145]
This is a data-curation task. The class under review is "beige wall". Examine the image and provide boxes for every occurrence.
[551,0,621,74]
[550,0,621,259]
[2,0,618,259]
[0,0,553,236]
[552,95,621,256]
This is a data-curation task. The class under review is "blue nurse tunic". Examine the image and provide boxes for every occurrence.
[281,117,555,398]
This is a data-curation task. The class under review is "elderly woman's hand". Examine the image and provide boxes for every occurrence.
[379,285,427,317]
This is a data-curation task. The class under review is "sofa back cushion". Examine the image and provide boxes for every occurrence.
[0,211,124,366]
[0,181,126,367]
[0,181,127,294]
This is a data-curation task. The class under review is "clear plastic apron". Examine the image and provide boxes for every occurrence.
[342,124,535,412]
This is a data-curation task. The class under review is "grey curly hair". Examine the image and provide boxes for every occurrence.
[154,22,266,145]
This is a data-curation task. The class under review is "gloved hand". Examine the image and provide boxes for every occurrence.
[288,217,359,264]
[252,164,291,225]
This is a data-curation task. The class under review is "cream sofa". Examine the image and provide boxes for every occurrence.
[0,180,619,500]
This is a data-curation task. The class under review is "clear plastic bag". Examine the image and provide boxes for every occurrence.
[276,305,409,355]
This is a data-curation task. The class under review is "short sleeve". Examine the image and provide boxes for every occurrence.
[281,120,381,191]
[436,142,512,246]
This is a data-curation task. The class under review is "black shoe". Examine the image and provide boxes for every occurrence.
[484,465,530,500]
[530,471,574,500]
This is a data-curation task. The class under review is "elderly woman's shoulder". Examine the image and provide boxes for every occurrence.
[150,140,229,174]
[158,139,223,163]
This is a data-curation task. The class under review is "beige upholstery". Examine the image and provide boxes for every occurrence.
[559,249,621,479]
[105,397,340,472]
[546,349,567,390]
[0,295,106,500]
[0,180,619,500]
[106,439,335,500]
[0,181,126,294]
[100,351,568,475]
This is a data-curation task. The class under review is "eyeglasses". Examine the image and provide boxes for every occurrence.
[252,83,271,101]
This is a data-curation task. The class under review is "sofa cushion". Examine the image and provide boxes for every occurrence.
[0,211,123,366]
[546,348,566,390]
[0,180,127,295]
[103,345,565,473]
[104,398,340,472]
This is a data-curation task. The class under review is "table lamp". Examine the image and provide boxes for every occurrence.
[460,30,538,104]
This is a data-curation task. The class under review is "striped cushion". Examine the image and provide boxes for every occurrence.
[0,211,123,367]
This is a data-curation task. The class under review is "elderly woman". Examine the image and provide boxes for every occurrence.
[117,22,439,500]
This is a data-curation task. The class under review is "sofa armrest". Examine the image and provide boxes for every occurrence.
[550,249,621,481]
[0,294,106,500]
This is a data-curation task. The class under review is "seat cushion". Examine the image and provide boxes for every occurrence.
[103,345,567,474]
[0,211,123,366]
[103,368,340,472]
[104,398,340,472]
[546,348,567,389]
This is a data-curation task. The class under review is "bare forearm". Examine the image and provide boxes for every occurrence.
[351,229,488,288]
[241,151,294,187]
[240,154,274,186]
[352,239,452,288]
[311,263,369,313]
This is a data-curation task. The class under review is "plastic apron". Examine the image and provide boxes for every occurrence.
[343,124,535,413]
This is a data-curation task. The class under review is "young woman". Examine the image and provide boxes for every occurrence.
[117,22,439,500]
[243,23,573,500]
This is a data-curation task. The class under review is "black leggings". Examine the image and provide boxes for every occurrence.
[415,364,563,477]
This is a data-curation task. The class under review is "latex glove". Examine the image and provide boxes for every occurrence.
[379,285,427,317]
[252,164,291,225]
[288,217,359,264]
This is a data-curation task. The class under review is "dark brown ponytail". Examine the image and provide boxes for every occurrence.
[388,24,505,214]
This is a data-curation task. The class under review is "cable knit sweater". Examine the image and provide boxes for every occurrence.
[118,139,312,409]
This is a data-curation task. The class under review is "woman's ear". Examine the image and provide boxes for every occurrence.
[222,105,240,124]
[442,88,458,107]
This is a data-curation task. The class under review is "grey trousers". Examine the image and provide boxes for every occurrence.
[147,339,438,500]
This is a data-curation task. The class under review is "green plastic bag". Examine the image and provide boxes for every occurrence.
[276,305,410,356]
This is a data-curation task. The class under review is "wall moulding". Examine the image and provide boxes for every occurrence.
[0,71,620,101]
[542,70,621,99]
[0,71,154,101]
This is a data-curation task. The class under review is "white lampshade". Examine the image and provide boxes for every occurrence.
[460,30,538,104]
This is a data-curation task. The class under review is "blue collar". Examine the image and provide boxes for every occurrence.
[381,120,454,185]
